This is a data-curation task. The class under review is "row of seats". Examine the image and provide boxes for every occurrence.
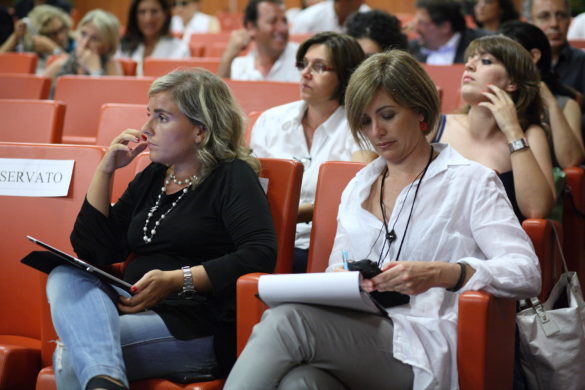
[0,75,298,144]
[0,141,577,389]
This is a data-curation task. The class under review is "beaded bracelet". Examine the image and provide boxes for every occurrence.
[447,262,467,292]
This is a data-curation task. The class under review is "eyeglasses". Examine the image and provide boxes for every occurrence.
[173,0,190,7]
[295,60,334,74]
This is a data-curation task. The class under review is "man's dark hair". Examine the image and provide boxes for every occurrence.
[346,10,408,51]
[243,0,282,27]
[415,0,466,33]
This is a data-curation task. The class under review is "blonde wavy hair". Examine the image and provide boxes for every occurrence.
[148,68,260,182]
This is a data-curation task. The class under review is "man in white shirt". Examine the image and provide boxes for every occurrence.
[217,0,299,82]
[409,0,487,65]
[568,12,585,40]
[290,0,370,34]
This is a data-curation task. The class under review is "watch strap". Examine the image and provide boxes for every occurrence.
[179,266,196,299]
[508,137,529,154]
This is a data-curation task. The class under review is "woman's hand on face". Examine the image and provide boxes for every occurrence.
[362,261,440,295]
[14,20,27,39]
[100,129,148,175]
[118,269,180,314]
[76,47,101,74]
[478,84,523,140]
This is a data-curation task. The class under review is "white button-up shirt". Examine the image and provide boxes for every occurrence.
[421,32,461,66]
[171,13,216,45]
[250,100,360,249]
[290,0,370,34]
[328,144,541,389]
[230,42,300,82]
[115,36,190,76]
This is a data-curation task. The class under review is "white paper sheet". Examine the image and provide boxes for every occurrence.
[258,272,384,314]
[0,158,74,197]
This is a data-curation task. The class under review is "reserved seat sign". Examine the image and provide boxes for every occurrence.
[0,158,74,197]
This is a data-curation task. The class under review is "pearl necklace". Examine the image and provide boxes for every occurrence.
[142,171,198,244]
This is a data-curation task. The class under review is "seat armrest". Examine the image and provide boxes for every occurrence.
[236,273,269,355]
[457,290,515,390]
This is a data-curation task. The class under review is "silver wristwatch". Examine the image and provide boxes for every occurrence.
[508,137,529,154]
[179,266,196,299]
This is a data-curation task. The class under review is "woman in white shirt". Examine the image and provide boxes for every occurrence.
[117,0,189,75]
[224,50,541,390]
[249,31,368,273]
[170,0,220,45]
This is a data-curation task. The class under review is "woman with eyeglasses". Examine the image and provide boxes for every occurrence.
[249,31,371,273]
[0,4,73,61]
[44,9,123,82]
[170,0,220,45]
[117,0,189,75]
[225,49,540,390]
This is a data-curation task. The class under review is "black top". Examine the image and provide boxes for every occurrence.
[554,43,585,141]
[432,115,523,221]
[14,0,71,19]
[70,159,277,376]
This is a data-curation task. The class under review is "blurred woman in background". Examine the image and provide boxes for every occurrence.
[44,9,122,81]
[117,0,189,75]
[472,0,518,32]
[170,0,220,45]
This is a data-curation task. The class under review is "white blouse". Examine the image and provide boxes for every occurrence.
[250,100,360,249]
[115,36,190,76]
[328,143,541,389]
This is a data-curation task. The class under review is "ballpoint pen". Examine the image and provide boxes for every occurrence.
[342,250,349,271]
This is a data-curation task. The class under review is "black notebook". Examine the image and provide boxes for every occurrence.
[22,236,133,292]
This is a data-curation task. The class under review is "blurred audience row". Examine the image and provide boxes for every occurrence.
[1,0,585,241]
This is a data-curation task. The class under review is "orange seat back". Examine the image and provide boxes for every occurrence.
[0,52,37,74]
[422,63,466,114]
[0,74,51,99]
[0,142,105,367]
[563,167,585,287]
[143,57,222,76]
[224,79,299,114]
[95,103,147,202]
[0,99,65,143]
[54,76,153,145]
[307,161,365,272]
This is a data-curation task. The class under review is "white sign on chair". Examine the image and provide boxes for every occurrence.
[0,158,74,197]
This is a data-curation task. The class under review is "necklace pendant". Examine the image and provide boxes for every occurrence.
[386,230,396,242]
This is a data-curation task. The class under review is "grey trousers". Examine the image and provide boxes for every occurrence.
[224,303,414,390]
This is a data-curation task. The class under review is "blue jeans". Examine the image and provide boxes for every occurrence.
[46,265,217,390]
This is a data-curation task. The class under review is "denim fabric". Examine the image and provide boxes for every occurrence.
[47,266,216,390]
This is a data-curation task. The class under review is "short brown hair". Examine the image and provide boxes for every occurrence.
[345,50,440,148]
